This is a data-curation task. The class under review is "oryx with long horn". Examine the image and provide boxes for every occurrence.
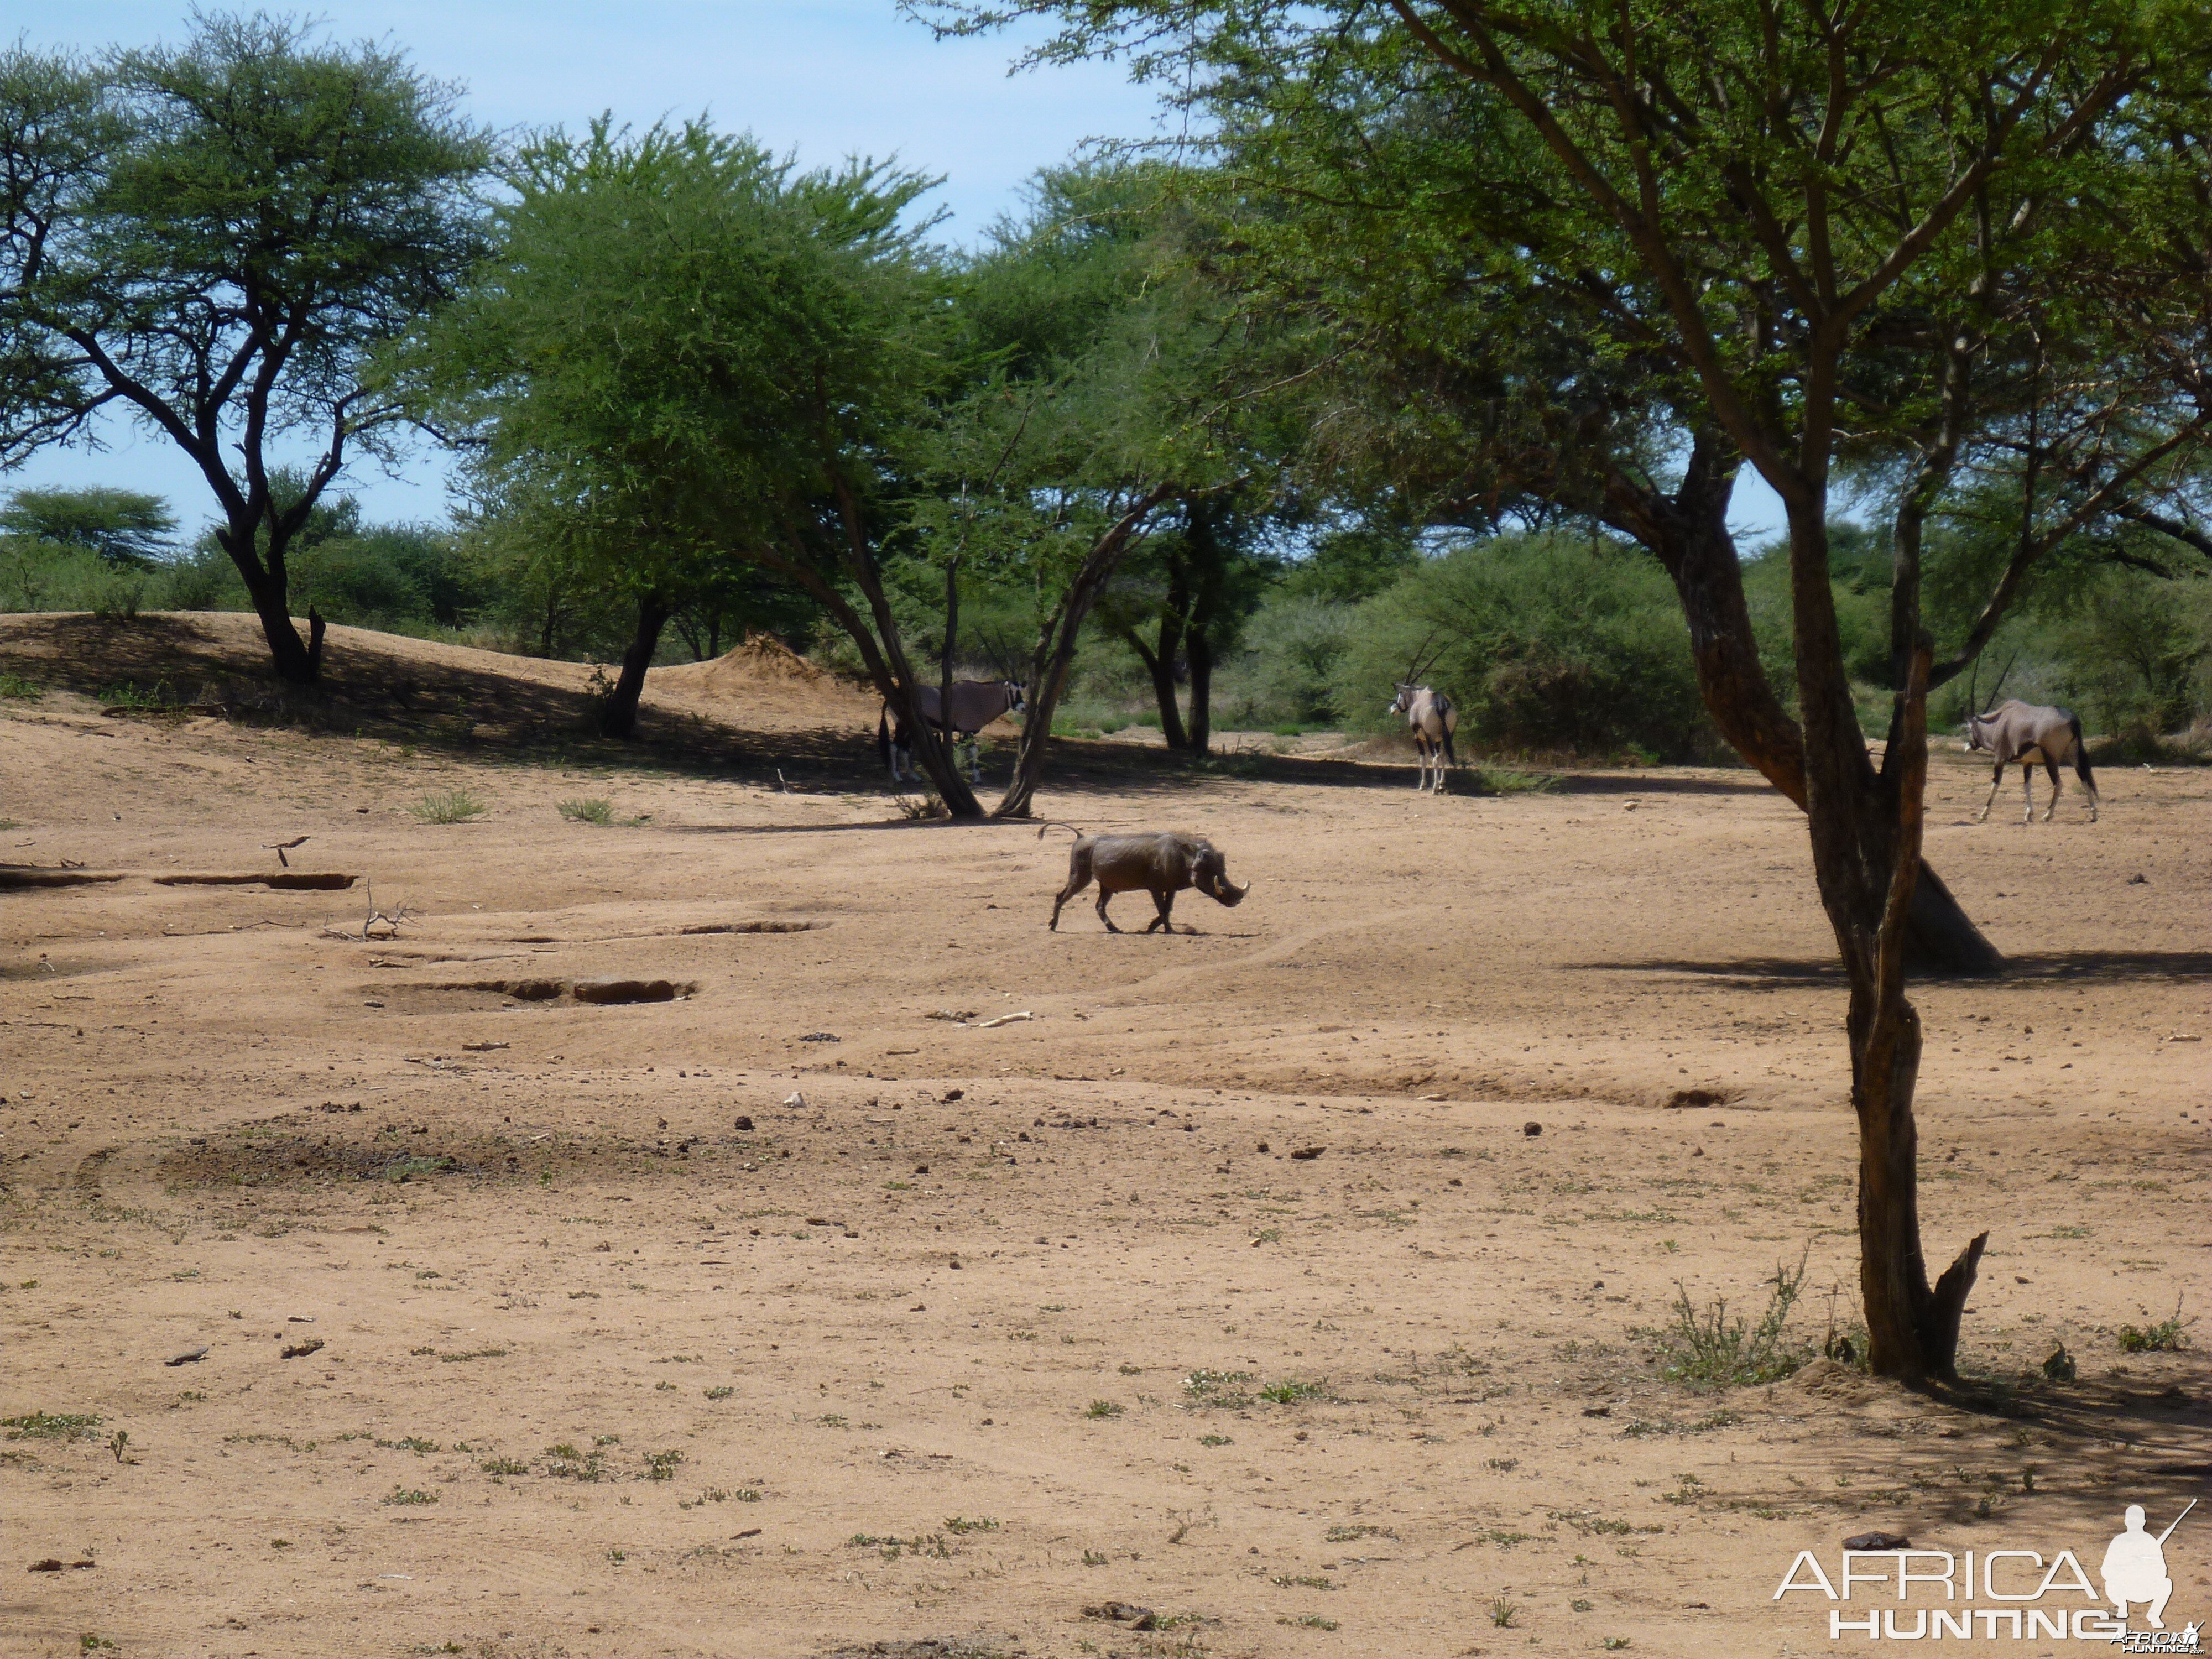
[1386,634,1460,794]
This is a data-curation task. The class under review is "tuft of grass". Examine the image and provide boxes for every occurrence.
[479,1457,527,1475]
[1651,1248,1811,1388]
[95,677,178,710]
[1280,1614,1339,1630]
[557,797,614,825]
[1490,1597,1519,1628]
[1082,1547,1108,1566]
[642,1448,685,1481]
[542,1442,608,1481]
[1324,1523,1392,1543]
[1603,1639,1632,1651]
[381,1487,437,1506]
[703,1386,734,1400]
[892,791,946,821]
[0,671,42,700]
[410,789,486,825]
[2117,1298,2192,1353]
[1478,767,1561,794]
[3,1412,101,1442]
[1260,1378,1326,1405]
[1198,1434,1233,1447]
[1182,1368,1254,1409]
[1084,1399,1124,1419]
[944,1515,999,1533]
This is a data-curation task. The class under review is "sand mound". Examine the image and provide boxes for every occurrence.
[1786,1357,1882,1406]
[653,632,874,729]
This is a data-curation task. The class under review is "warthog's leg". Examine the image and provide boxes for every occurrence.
[1145,889,1176,934]
[1974,757,2006,823]
[1049,848,1092,931]
[1095,885,1123,933]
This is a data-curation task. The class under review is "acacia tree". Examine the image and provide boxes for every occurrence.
[0,16,489,682]
[931,0,2212,1379]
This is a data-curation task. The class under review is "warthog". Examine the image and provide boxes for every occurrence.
[1039,823,1250,934]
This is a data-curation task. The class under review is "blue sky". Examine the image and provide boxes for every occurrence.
[2,2,1788,545]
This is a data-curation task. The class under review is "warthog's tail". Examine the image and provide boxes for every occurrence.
[2069,713,2095,787]
[1035,820,1084,841]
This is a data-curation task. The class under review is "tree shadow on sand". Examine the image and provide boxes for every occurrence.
[1579,951,2212,985]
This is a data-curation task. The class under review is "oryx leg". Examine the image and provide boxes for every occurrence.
[1974,758,2006,823]
[2021,758,2037,824]
[2039,754,2062,823]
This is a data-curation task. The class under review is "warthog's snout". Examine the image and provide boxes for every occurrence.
[1212,875,1250,906]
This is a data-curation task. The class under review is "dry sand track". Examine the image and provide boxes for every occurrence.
[0,613,2206,1659]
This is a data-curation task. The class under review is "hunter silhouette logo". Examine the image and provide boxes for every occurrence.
[1773,1499,2200,1646]
[2104,1501,2193,1631]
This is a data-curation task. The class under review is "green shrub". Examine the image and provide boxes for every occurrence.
[411,790,486,824]
[1339,534,1715,760]
[557,797,613,825]
[1651,1250,1812,1389]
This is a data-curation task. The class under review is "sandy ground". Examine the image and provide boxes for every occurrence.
[1,613,2206,1659]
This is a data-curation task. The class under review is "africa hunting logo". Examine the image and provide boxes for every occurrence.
[1773,1501,2199,1646]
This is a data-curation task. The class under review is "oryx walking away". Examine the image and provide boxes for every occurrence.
[1965,700,2100,824]
[879,679,1025,784]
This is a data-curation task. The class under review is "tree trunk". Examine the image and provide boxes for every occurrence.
[598,593,670,740]
[1784,489,1985,1381]
[1604,439,2001,978]
[1124,619,1191,750]
[230,541,317,685]
[996,485,1175,818]
[1186,625,1214,755]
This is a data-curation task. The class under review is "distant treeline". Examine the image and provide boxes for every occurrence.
[8,479,2204,760]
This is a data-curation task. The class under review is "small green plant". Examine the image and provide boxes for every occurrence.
[1182,1368,1254,1408]
[1572,1598,1593,1612]
[1652,1248,1811,1387]
[0,671,41,699]
[1490,1597,1519,1628]
[2117,1298,2192,1353]
[542,1443,608,1481]
[1274,1574,1337,1590]
[704,1386,734,1400]
[80,1636,117,1653]
[479,1457,527,1475]
[557,797,614,825]
[945,1515,998,1533]
[382,1487,437,1505]
[1603,1639,1632,1651]
[1082,1548,1108,1566]
[1260,1378,1326,1405]
[410,789,486,825]
[3,1412,101,1442]
[1084,1399,1124,1418]
[1324,1523,1391,1543]
[733,1488,761,1502]
[1281,1614,1339,1630]
[96,677,176,710]
[1198,1434,1233,1447]
[643,1448,685,1480]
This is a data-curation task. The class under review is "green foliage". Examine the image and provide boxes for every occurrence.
[2116,1300,2192,1354]
[557,798,613,826]
[410,790,484,825]
[1653,1251,1812,1389]
[1083,1399,1124,1418]
[3,1412,101,1441]
[0,17,493,675]
[0,487,175,565]
[1213,592,1351,728]
[1342,534,1713,760]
